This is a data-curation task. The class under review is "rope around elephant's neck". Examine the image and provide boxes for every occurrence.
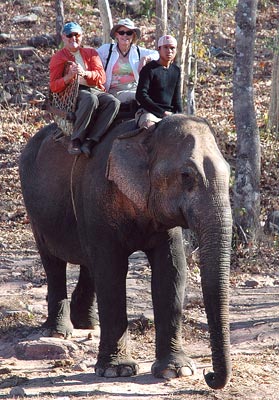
[70,156,78,221]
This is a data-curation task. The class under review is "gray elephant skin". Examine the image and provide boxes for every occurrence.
[19,114,232,389]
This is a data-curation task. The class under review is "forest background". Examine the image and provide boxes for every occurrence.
[0,0,279,399]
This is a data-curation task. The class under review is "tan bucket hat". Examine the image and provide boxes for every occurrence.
[110,18,141,39]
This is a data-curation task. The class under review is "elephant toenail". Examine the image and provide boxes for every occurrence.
[161,369,178,379]
[104,367,118,378]
[120,366,134,377]
[178,366,196,376]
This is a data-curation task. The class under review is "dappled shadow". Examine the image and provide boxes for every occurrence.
[230,316,279,330]
[0,388,210,399]
[229,286,279,346]
[0,370,210,399]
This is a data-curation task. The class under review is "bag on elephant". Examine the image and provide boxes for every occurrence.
[45,62,79,137]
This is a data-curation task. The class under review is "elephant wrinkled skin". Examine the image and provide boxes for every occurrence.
[19,115,232,389]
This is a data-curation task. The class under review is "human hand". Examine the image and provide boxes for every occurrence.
[163,111,173,117]
[63,62,79,84]
[64,62,87,84]
[138,56,151,72]
[76,63,87,78]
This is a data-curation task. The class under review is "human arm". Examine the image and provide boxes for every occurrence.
[171,68,183,113]
[137,47,159,72]
[49,51,76,93]
[96,44,111,67]
[96,43,118,92]
[81,48,106,89]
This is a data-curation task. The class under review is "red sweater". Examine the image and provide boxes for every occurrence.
[49,47,106,93]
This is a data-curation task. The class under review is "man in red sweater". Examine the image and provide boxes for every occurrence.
[50,22,120,157]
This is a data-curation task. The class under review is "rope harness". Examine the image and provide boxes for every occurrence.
[70,155,79,221]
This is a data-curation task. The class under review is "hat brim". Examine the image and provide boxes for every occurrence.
[62,23,82,35]
[63,28,82,35]
[110,25,141,40]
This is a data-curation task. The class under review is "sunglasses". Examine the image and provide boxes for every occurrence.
[66,32,81,38]
[117,30,134,36]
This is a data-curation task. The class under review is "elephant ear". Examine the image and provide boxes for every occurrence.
[106,127,154,211]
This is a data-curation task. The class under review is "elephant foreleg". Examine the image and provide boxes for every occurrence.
[70,264,98,329]
[146,227,196,378]
[93,249,138,377]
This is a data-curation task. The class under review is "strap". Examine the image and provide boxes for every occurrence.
[105,43,113,71]
[105,44,140,71]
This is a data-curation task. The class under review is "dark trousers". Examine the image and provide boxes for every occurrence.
[72,87,120,143]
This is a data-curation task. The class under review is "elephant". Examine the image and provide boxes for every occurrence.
[19,114,232,389]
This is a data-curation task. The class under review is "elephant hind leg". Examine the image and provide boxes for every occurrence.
[43,299,73,338]
[36,242,73,338]
[70,265,98,329]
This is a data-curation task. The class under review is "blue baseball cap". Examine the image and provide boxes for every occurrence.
[62,22,82,35]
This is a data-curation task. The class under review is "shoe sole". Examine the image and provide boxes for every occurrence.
[81,145,91,158]
[68,149,82,155]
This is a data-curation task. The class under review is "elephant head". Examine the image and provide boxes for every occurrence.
[106,114,232,389]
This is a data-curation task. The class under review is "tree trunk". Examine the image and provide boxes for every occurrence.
[233,0,261,243]
[185,0,196,115]
[176,1,189,99]
[155,0,167,43]
[97,0,113,44]
[185,41,197,115]
[55,0,64,46]
[169,0,196,113]
[267,30,279,134]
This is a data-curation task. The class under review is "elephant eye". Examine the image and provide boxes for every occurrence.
[181,171,196,191]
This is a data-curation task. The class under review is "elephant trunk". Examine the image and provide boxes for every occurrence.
[198,207,232,389]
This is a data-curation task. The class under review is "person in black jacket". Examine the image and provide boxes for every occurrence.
[135,35,182,129]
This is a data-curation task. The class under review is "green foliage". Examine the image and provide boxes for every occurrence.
[239,208,247,217]
[140,0,155,18]
[258,0,271,10]
[197,0,237,14]
[261,36,279,53]
[80,0,90,6]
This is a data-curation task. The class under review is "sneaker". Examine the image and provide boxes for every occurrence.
[81,140,97,158]
[68,139,81,155]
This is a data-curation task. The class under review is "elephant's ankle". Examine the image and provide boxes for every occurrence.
[70,304,98,329]
[46,299,73,337]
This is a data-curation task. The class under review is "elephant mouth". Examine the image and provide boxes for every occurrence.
[151,208,187,232]
[154,207,189,231]
[178,206,188,229]
[154,207,189,232]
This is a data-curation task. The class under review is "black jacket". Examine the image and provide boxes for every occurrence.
[136,60,182,118]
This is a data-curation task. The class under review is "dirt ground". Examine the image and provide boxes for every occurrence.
[1,0,279,399]
[0,232,279,400]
